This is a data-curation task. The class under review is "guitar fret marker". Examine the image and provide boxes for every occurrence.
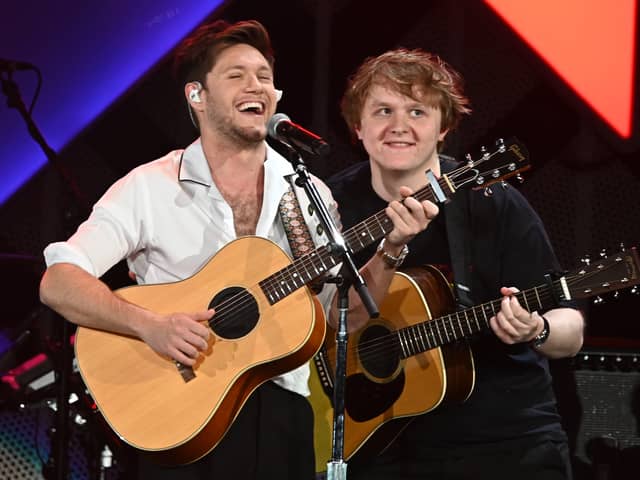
[416,326,428,352]
[533,287,542,310]
[434,323,445,345]
[397,331,409,358]
[411,329,420,355]
[457,312,466,337]
[473,308,487,331]
[405,329,416,356]
[520,292,531,312]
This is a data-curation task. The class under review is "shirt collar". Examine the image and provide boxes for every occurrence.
[178,138,212,186]
[177,137,295,193]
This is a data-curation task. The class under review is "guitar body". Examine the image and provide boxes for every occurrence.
[75,236,326,465]
[316,265,474,465]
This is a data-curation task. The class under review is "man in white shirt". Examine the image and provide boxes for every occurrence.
[39,19,438,479]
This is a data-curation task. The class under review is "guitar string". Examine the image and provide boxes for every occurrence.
[351,259,631,365]
[201,144,515,332]
[352,260,631,363]
[203,180,441,331]
[342,284,561,367]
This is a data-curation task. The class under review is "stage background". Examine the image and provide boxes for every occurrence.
[1,1,639,478]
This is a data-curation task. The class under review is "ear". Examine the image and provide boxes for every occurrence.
[438,128,449,142]
[185,81,203,106]
[355,126,363,140]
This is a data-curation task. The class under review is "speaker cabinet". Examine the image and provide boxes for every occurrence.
[555,349,640,479]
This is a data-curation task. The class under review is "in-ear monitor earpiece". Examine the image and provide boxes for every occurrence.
[189,88,201,103]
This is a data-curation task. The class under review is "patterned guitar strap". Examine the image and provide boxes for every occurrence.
[278,182,325,293]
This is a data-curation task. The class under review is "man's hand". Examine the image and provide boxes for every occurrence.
[489,287,543,344]
[384,185,439,248]
[139,309,214,366]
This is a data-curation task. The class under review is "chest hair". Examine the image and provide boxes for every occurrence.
[220,187,264,237]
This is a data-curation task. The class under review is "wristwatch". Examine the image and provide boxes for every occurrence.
[530,315,550,348]
[376,238,409,268]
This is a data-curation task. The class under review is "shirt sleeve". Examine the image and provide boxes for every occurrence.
[43,168,148,278]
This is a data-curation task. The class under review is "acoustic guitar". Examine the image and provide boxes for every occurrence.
[74,138,529,465]
[311,247,640,467]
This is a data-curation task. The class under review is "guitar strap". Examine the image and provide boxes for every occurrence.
[442,156,476,309]
[278,185,317,258]
[278,179,325,293]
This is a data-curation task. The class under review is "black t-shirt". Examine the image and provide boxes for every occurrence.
[326,159,570,449]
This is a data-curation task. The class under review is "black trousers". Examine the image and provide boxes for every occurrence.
[136,381,315,480]
[348,433,572,480]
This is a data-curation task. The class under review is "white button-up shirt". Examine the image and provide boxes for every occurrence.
[44,139,339,396]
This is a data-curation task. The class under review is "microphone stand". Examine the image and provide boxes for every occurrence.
[280,144,379,480]
[2,66,86,480]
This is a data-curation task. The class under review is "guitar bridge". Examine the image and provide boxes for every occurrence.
[175,361,196,382]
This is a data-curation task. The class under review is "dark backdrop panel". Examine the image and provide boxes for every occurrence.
[1,0,639,478]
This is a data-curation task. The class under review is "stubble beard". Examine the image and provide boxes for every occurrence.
[207,110,266,149]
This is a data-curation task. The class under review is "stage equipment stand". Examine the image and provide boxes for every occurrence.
[279,142,379,480]
[1,61,87,480]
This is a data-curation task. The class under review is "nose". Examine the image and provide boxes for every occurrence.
[389,113,409,134]
[244,73,263,92]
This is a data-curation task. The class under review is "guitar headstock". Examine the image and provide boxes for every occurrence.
[447,137,531,192]
[566,247,640,299]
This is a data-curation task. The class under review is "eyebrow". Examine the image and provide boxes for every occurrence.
[368,98,429,109]
[222,64,273,74]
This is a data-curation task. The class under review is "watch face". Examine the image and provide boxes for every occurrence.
[377,239,409,267]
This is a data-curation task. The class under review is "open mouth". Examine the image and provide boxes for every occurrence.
[237,101,265,115]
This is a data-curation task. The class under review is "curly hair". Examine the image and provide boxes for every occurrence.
[341,49,471,142]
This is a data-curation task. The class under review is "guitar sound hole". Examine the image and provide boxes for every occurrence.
[358,324,401,380]
[208,287,259,339]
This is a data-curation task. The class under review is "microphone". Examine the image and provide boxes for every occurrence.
[267,113,330,156]
[0,58,35,72]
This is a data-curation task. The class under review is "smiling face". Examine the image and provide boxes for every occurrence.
[356,83,448,177]
[198,43,277,147]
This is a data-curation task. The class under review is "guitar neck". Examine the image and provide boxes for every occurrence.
[396,280,561,358]
[341,175,454,254]
[260,176,454,305]
[261,138,531,305]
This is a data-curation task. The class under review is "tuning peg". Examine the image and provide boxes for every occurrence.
[593,296,604,305]
[612,291,620,300]
[484,187,493,197]
[465,153,473,167]
[619,242,626,252]
[581,255,591,266]
[495,138,506,153]
[515,174,524,184]
[631,286,639,295]
[500,180,509,190]
[599,249,608,258]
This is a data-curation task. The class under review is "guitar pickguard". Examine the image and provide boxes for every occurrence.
[345,372,405,422]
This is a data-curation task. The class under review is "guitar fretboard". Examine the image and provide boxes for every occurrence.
[260,177,452,304]
[395,282,558,358]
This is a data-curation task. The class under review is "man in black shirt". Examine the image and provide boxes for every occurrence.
[326,48,584,479]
